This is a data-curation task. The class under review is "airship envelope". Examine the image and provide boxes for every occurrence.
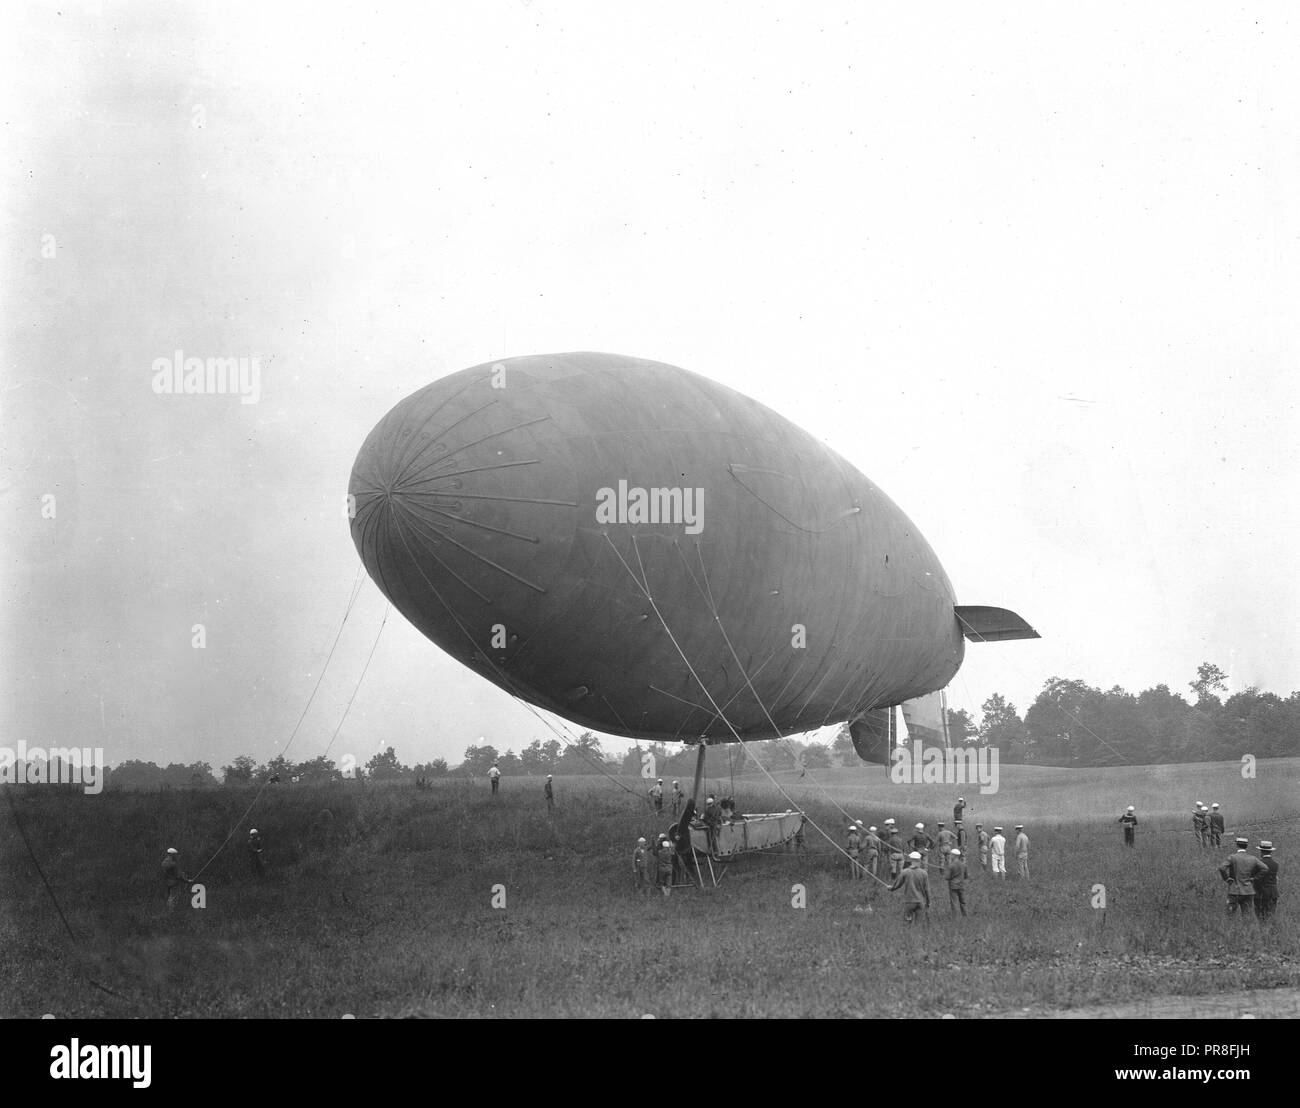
[348,352,1036,759]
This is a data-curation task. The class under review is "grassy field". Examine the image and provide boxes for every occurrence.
[2,758,1297,1018]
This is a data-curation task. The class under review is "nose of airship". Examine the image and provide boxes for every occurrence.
[347,366,568,655]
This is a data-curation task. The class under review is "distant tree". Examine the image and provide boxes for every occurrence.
[1190,661,1228,707]
[254,754,292,784]
[555,732,605,774]
[803,742,832,769]
[497,749,522,775]
[293,755,342,784]
[459,744,500,777]
[222,755,257,785]
[621,743,646,775]
[364,746,409,781]
[109,759,164,790]
[947,708,977,745]
[831,724,855,764]
[979,693,1030,762]
[411,758,449,778]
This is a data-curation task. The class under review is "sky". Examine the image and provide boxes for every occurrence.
[3,2,1298,773]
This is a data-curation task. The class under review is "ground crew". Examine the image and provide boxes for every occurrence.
[703,794,722,853]
[954,820,967,854]
[937,822,957,864]
[1219,838,1264,918]
[942,848,968,917]
[1255,842,1279,922]
[976,824,989,872]
[885,819,906,878]
[633,837,649,894]
[248,828,266,876]
[989,827,1007,879]
[161,847,191,911]
[1192,803,1207,847]
[1119,806,1137,847]
[889,852,930,924]
[865,825,881,879]
[909,822,933,859]
[657,835,675,896]
[1208,803,1224,847]
[488,761,501,795]
[544,774,554,813]
[650,779,664,813]
[671,780,684,818]
[953,797,966,825]
[1014,825,1029,879]
[846,824,863,879]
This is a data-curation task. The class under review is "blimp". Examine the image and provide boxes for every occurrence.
[348,352,1037,780]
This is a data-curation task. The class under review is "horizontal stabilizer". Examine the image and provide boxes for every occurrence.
[954,605,1040,642]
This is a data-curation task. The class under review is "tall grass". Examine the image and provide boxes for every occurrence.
[2,760,1296,1017]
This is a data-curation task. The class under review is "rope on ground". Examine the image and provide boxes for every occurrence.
[192,562,366,881]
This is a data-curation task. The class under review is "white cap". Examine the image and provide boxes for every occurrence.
[250,828,258,834]
[673,780,679,785]
[547,774,553,779]
[915,823,924,830]
[855,819,863,826]
[958,797,965,802]
[166,847,178,854]
[1212,802,1220,808]
[868,826,877,832]
[950,848,961,856]
[994,826,1003,831]
[1127,806,1134,811]
[884,818,895,824]
[637,837,646,843]
[1015,824,1023,829]
[848,826,856,832]
[908,851,922,860]
[657,778,662,783]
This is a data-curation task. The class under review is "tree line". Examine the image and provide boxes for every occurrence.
[96,661,1297,789]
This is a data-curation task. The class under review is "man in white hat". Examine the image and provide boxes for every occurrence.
[1219,837,1265,918]
[656,833,676,897]
[953,796,967,825]
[1256,842,1279,921]
[846,823,862,879]
[248,828,266,876]
[650,778,664,813]
[864,824,881,879]
[632,836,649,895]
[909,821,933,859]
[1192,803,1208,848]
[1014,824,1030,880]
[1208,803,1224,847]
[942,848,968,917]
[989,826,1007,879]
[671,780,684,818]
[488,761,501,795]
[161,847,191,911]
[544,774,554,814]
[1119,806,1137,847]
[884,819,906,878]
[889,851,930,923]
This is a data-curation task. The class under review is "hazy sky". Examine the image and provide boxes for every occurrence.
[4,2,1298,772]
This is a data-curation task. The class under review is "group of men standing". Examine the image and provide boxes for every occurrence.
[648,778,686,819]
[1218,837,1280,920]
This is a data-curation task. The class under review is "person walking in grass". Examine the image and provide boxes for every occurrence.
[650,779,664,814]
[633,837,649,895]
[989,827,1007,879]
[1208,803,1224,847]
[1119,806,1137,847]
[942,848,968,917]
[544,774,554,813]
[846,824,863,880]
[161,847,191,912]
[1256,842,1279,922]
[488,762,501,795]
[247,828,266,876]
[1219,837,1264,919]
[953,797,967,825]
[890,852,930,924]
[1014,825,1030,880]
[936,821,957,867]
[864,825,882,880]
[976,824,989,872]
[1192,804,1207,848]
[657,835,675,897]
[885,820,906,879]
